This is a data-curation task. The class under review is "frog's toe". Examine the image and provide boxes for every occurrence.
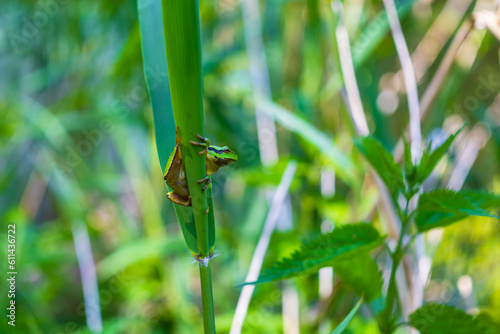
[197,176,211,191]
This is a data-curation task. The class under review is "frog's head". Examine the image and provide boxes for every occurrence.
[206,145,238,174]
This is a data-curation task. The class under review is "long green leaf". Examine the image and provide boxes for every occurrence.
[355,136,404,201]
[243,224,384,285]
[138,0,175,167]
[162,0,213,258]
[138,0,200,255]
[415,189,500,232]
[331,297,364,334]
[257,99,358,184]
[409,304,488,334]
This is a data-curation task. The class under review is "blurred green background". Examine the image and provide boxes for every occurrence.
[1,0,499,333]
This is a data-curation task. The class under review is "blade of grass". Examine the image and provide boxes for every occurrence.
[137,0,175,166]
[257,99,357,185]
[331,296,363,334]
[162,0,211,258]
[138,0,200,256]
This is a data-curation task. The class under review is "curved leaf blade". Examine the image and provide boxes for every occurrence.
[257,99,358,185]
[331,297,364,334]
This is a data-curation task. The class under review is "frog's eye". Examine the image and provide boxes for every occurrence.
[223,148,230,153]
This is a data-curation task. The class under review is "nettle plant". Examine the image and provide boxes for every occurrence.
[246,127,499,334]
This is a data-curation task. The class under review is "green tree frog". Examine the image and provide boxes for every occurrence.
[163,128,238,208]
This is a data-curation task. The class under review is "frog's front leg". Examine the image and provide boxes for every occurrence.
[190,134,210,156]
[190,134,212,193]
[197,175,211,192]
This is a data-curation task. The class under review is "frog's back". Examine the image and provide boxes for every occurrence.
[164,143,189,197]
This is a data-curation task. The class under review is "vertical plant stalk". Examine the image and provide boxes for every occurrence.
[330,1,369,137]
[162,1,215,332]
[199,264,216,333]
[383,0,424,321]
[162,0,209,257]
[72,220,103,333]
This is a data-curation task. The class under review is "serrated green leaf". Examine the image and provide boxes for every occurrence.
[417,125,465,184]
[355,137,404,201]
[331,297,363,334]
[475,313,500,334]
[409,303,489,334]
[415,190,500,232]
[333,253,382,302]
[243,224,384,285]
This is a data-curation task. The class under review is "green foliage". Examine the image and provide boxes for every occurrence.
[351,0,415,67]
[97,237,184,281]
[409,304,489,334]
[355,136,404,201]
[162,0,212,258]
[246,224,384,285]
[415,189,500,232]
[2,0,500,332]
[259,99,358,185]
[416,126,464,186]
[333,253,382,302]
[137,0,175,167]
[138,0,201,256]
[331,297,364,334]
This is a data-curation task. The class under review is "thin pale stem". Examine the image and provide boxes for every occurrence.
[229,161,297,334]
[383,0,422,164]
